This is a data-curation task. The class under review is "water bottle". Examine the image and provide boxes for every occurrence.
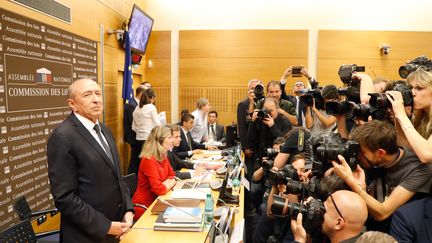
[232,177,240,196]
[204,193,214,225]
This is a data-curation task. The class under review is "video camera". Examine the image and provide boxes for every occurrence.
[254,84,265,102]
[399,55,432,78]
[270,195,324,233]
[338,64,365,87]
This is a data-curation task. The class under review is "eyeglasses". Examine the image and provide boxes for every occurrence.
[328,194,344,220]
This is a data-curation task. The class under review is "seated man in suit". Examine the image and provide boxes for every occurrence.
[173,113,216,159]
[207,110,226,143]
[167,124,222,179]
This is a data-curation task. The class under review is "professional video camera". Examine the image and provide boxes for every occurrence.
[399,55,432,78]
[270,195,324,233]
[368,81,414,110]
[268,164,299,185]
[338,64,366,87]
[254,84,265,102]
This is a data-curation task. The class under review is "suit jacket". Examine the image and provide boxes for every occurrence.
[47,113,134,243]
[123,99,138,145]
[237,98,251,149]
[390,197,432,243]
[208,123,226,143]
[173,129,205,159]
[167,151,194,179]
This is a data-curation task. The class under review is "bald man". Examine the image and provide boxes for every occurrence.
[47,79,134,243]
[291,190,368,243]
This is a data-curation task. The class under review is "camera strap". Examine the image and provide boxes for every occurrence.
[297,130,305,151]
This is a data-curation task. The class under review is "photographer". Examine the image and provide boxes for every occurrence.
[253,153,311,243]
[247,97,292,172]
[332,120,432,226]
[274,127,311,169]
[255,81,298,126]
[386,68,432,163]
[305,84,338,137]
[290,190,368,243]
[280,66,316,127]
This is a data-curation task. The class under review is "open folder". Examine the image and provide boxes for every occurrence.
[151,199,200,214]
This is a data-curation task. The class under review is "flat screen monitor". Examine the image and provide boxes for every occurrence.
[127,4,154,54]
[225,124,239,147]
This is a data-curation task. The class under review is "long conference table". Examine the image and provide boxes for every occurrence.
[121,152,245,243]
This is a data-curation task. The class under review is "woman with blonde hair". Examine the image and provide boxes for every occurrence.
[387,68,432,163]
[132,126,176,220]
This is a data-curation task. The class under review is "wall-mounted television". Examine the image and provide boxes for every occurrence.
[127,4,154,54]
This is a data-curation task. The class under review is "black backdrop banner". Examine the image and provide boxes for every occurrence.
[0,7,98,230]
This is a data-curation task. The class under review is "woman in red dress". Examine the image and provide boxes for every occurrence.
[132,126,176,220]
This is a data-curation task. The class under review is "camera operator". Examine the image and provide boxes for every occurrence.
[253,153,311,243]
[305,84,338,137]
[290,190,368,243]
[331,120,432,229]
[280,66,316,127]
[247,97,292,172]
[386,68,432,163]
[254,81,298,126]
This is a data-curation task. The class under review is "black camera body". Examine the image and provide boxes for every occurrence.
[261,159,274,172]
[268,164,299,185]
[315,140,360,171]
[368,80,414,111]
[299,89,325,110]
[399,55,432,78]
[264,148,279,160]
[270,195,324,233]
[256,109,269,121]
[338,64,365,87]
[254,84,265,102]
[325,100,356,116]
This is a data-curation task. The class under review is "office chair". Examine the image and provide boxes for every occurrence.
[123,173,148,210]
[0,219,37,243]
[13,196,60,239]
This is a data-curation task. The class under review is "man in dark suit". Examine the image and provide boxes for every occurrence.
[173,113,213,159]
[124,85,146,174]
[47,79,134,243]
[390,197,432,243]
[207,110,226,143]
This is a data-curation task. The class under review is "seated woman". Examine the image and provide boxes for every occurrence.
[132,126,176,220]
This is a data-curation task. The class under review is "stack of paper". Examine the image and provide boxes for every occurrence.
[153,207,203,232]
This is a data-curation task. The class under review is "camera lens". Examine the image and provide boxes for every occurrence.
[399,63,418,78]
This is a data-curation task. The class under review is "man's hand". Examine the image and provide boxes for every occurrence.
[117,211,134,240]
[192,149,203,154]
[300,66,311,79]
[281,66,293,80]
[205,145,218,150]
[248,90,256,103]
[262,114,275,127]
[331,155,356,185]
[204,162,223,170]
[291,213,307,243]
[108,221,132,239]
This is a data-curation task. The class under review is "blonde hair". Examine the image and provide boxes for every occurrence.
[407,69,432,138]
[196,98,209,109]
[140,126,171,161]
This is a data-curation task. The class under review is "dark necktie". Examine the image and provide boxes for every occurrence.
[211,124,216,137]
[94,124,114,164]
[186,132,193,150]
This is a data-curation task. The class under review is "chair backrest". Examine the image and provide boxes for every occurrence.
[123,173,138,197]
[13,196,32,221]
[0,219,37,243]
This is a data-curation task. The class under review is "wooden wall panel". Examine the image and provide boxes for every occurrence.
[318,30,432,86]
[179,30,309,126]
[144,31,172,122]
[180,30,308,58]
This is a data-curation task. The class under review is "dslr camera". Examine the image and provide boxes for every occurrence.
[299,89,325,110]
[268,164,299,185]
[270,195,324,233]
[256,109,269,121]
[254,84,265,102]
[368,80,414,111]
[399,55,432,78]
[338,64,366,87]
